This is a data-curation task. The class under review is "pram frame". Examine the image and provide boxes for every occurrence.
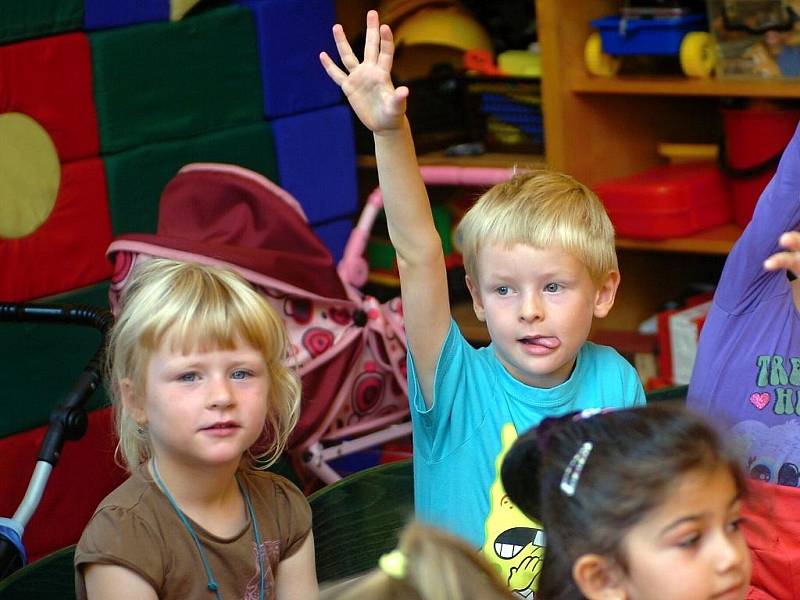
[299,165,518,484]
[0,303,112,581]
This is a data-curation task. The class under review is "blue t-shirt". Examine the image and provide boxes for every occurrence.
[408,320,645,596]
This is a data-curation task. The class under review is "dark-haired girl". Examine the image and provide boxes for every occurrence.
[502,404,751,600]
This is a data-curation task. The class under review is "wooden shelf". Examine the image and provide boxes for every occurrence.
[571,74,800,99]
[615,223,743,255]
[357,151,546,170]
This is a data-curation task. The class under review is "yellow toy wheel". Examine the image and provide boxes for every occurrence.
[584,32,620,77]
[680,31,716,78]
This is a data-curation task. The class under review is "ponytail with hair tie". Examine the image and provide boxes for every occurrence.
[378,550,406,580]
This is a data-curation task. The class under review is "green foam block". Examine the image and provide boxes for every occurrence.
[91,5,264,154]
[0,1,82,45]
[105,121,279,236]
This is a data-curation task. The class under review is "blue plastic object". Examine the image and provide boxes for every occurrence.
[271,104,358,226]
[591,13,706,56]
[238,0,342,118]
[1,518,27,568]
[84,0,167,30]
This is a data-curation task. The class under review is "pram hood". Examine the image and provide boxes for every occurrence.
[108,163,349,306]
[106,163,407,457]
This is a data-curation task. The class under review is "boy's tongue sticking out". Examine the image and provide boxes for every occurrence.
[519,335,561,350]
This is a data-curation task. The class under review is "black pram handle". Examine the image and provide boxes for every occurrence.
[0,303,113,465]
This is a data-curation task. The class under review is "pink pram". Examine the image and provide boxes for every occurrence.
[106,162,514,485]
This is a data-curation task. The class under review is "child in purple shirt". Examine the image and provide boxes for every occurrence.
[688,119,800,599]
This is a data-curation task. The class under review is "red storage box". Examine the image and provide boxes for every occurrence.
[594,163,732,239]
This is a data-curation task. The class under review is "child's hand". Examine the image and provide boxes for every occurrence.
[764,231,800,279]
[319,10,409,134]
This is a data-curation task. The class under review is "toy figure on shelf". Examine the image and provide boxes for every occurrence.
[709,0,800,77]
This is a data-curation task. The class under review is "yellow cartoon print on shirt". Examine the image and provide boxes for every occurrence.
[481,423,545,598]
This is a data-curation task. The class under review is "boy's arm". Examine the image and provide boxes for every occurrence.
[320,11,451,406]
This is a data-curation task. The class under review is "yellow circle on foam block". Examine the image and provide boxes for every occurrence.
[0,112,60,239]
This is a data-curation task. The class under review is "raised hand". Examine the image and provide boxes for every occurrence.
[764,230,800,279]
[319,10,409,133]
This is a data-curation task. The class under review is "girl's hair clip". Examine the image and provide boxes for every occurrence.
[560,441,593,496]
[378,549,406,579]
[573,407,615,421]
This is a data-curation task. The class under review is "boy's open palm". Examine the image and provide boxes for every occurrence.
[320,10,408,133]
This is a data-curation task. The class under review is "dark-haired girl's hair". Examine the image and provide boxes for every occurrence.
[501,404,746,600]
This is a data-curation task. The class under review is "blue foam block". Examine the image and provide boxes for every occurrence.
[238,0,341,118]
[271,104,358,225]
[314,217,354,263]
[84,0,167,30]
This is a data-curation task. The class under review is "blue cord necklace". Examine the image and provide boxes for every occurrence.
[151,459,265,600]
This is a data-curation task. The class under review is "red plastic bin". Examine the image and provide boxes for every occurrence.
[722,107,800,228]
[594,163,732,240]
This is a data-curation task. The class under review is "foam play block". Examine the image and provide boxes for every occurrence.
[0,281,110,439]
[0,1,83,45]
[105,121,279,236]
[0,158,112,303]
[90,5,263,154]
[238,0,341,118]
[0,33,99,161]
[314,217,353,263]
[271,104,358,225]
[84,0,168,30]
[0,408,127,562]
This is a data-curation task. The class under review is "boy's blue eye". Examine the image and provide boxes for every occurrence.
[178,372,198,382]
[544,282,561,293]
[231,369,251,380]
[496,286,509,296]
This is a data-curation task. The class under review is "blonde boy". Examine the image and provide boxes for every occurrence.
[320,11,645,594]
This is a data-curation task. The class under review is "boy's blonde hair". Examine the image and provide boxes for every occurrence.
[456,170,618,284]
[107,258,300,471]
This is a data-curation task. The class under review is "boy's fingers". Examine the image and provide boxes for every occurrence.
[363,10,380,63]
[377,24,395,73]
[319,52,347,85]
[387,86,408,113]
[332,24,359,71]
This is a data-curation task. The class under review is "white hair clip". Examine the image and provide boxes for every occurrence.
[575,408,603,420]
[560,441,593,496]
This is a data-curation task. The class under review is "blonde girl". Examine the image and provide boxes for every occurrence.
[75,259,317,600]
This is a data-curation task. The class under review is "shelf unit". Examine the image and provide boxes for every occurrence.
[356,151,546,170]
[535,0,800,336]
[571,74,800,98]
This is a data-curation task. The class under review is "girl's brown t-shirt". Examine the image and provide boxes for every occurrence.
[74,464,311,600]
